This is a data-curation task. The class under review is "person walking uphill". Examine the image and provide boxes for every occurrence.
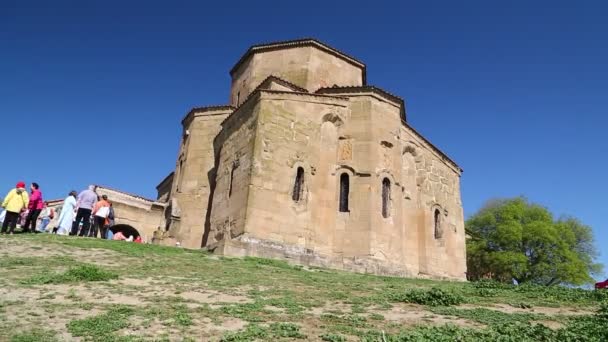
[23,182,43,233]
[71,185,97,236]
[91,195,111,238]
[1,182,29,234]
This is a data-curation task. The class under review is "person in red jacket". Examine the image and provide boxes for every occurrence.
[23,182,43,233]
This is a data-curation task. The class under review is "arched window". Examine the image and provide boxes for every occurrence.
[434,209,442,239]
[292,167,305,202]
[382,178,391,218]
[339,173,349,212]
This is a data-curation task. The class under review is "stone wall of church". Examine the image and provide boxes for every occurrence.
[212,90,466,279]
[166,108,232,248]
[399,124,466,279]
[207,98,261,246]
[238,92,352,258]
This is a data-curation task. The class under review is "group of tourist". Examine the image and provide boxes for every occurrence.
[0,182,117,239]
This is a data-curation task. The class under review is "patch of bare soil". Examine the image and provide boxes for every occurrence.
[0,239,134,267]
[111,277,252,306]
[1,297,100,341]
[306,302,482,329]
[535,320,565,330]
[463,303,594,316]
[116,315,247,342]
[374,303,483,328]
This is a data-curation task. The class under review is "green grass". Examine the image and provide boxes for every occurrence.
[67,305,134,341]
[21,264,118,285]
[220,323,306,341]
[10,329,58,342]
[1,234,606,341]
[387,287,465,306]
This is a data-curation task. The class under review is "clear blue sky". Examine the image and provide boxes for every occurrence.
[1,1,606,276]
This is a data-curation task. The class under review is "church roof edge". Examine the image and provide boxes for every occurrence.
[401,121,463,173]
[230,38,367,83]
[259,75,309,93]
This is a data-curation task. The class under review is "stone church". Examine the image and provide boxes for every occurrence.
[150,38,466,280]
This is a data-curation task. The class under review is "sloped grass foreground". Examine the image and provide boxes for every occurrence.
[0,234,606,341]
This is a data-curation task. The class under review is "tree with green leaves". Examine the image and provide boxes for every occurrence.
[466,197,603,286]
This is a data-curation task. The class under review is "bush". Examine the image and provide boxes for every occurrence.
[388,287,464,306]
[472,280,512,290]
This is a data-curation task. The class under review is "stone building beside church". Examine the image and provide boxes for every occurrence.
[148,38,467,280]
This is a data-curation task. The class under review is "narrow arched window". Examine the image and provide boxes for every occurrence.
[292,167,305,202]
[177,160,184,192]
[228,166,235,198]
[382,178,391,218]
[434,209,442,239]
[339,173,349,212]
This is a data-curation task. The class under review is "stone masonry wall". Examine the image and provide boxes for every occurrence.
[399,124,466,279]
[207,99,260,246]
[240,92,352,258]
[166,109,232,248]
[213,89,466,280]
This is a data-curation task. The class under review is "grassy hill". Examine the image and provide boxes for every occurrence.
[0,235,606,341]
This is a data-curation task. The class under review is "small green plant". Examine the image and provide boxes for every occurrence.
[269,322,306,338]
[173,305,193,326]
[220,302,267,322]
[389,287,464,306]
[471,279,511,290]
[22,265,118,285]
[320,333,347,342]
[221,324,269,341]
[67,305,134,340]
[369,313,385,321]
[10,329,58,342]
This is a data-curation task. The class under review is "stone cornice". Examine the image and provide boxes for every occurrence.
[181,105,235,127]
[316,85,406,120]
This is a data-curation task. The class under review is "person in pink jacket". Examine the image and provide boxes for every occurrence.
[23,182,43,233]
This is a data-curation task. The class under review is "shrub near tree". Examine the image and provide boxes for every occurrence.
[466,197,603,285]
